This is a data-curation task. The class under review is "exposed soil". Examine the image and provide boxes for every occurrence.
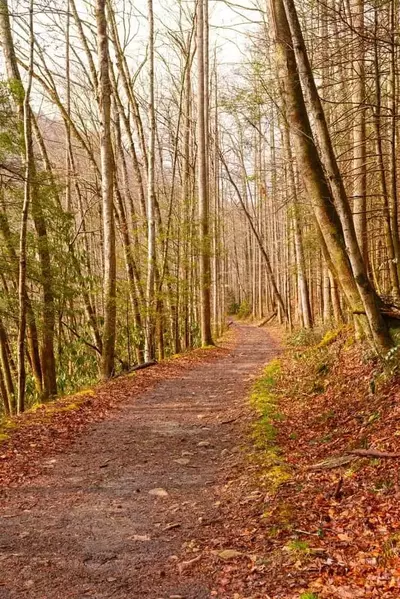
[0,323,278,599]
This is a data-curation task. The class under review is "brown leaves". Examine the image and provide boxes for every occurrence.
[199,332,400,598]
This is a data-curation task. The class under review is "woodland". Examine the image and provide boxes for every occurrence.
[0,0,400,414]
[2,1,400,597]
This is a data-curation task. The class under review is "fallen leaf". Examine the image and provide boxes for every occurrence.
[212,549,243,560]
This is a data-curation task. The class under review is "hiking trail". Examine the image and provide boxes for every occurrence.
[0,324,278,599]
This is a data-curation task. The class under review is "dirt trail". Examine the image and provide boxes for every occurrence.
[0,324,278,599]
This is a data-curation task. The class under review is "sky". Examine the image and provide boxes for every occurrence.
[1,0,263,120]
[130,0,261,66]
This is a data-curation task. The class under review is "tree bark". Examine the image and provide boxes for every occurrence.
[274,0,392,352]
[197,0,214,346]
[144,0,157,362]
[96,0,116,378]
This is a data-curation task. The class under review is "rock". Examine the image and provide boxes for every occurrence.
[149,488,169,497]
[197,441,211,448]
[174,458,190,466]
[131,534,150,541]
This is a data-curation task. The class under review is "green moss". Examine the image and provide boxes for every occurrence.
[1,420,17,431]
[262,464,291,491]
[0,432,10,444]
[60,402,79,412]
[300,593,319,599]
[262,502,295,528]
[250,360,281,412]
[73,388,94,397]
[250,360,282,446]
[316,328,341,349]
[250,359,291,492]
[43,401,82,416]
[344,335,355,349]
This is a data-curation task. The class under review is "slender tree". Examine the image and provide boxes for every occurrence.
[197,0,213,346]
[96,0,116,378]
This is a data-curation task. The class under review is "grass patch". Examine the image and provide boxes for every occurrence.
[250,360,291,492]
[300,593,319,599]
[287,539,310,554]
[250,359,281,417]
[380,533,400,565]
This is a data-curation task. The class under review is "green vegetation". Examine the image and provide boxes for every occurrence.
[250,360,291,492]
[237,299,252,320]
[0,432,10,444]
[287,539,310,554]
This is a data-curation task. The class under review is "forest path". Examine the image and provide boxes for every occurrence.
[0,324,278,599]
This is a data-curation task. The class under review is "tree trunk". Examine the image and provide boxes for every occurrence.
[274,0,392,352]
[96,0,116,378]
[144,0,157,362]
[17,0,34,412]
[352,0,368,267]
[197,0,214,346]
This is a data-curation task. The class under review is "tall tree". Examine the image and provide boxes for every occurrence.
[276,0,392,351]
[145,0,157,362]
[96,0,116,378]
[17,0,34,413]
[0,0,57,399]
[197,0,213,346]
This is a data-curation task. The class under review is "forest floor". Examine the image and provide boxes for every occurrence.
[2,324,400,599]
[0,323,279,599]
[205,327,400,599]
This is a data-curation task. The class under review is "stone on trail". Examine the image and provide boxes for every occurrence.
[197,441,211,448]
[148,488,169,497]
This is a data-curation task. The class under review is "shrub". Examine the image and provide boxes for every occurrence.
[238,299,252,319]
